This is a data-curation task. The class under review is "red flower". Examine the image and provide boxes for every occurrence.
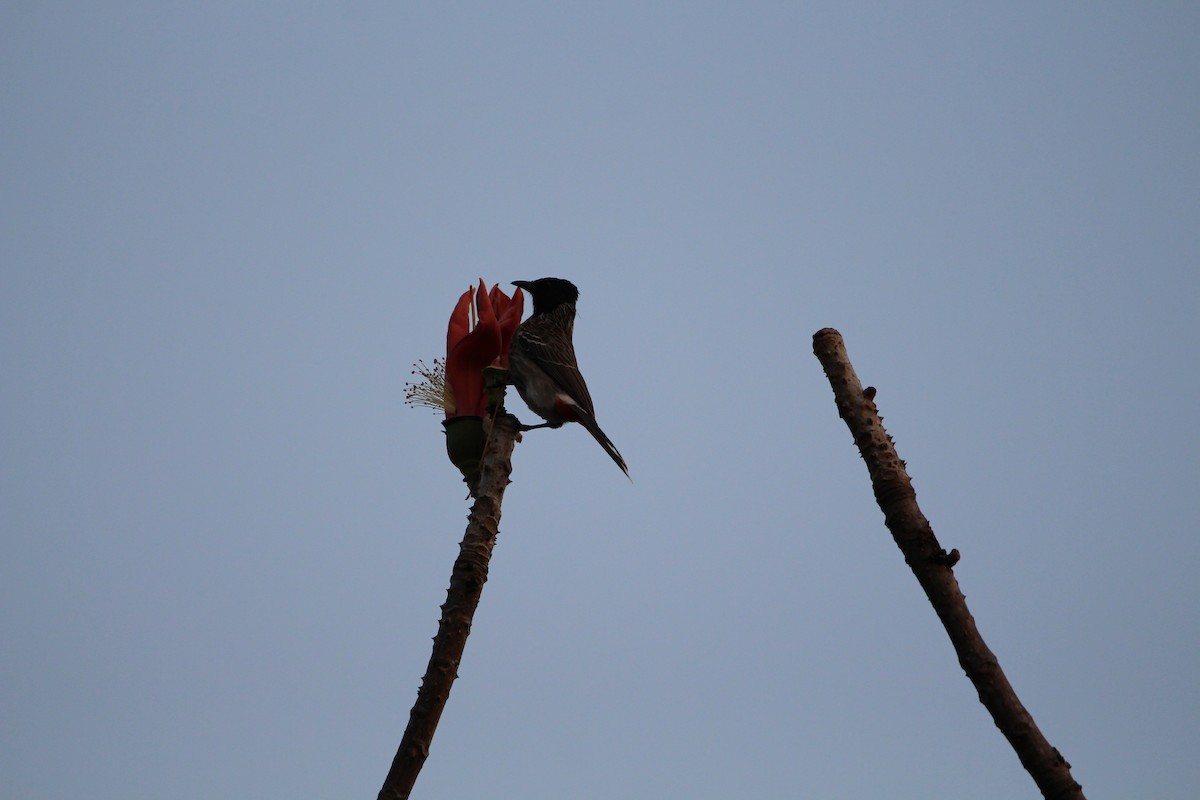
[444,280,524,417]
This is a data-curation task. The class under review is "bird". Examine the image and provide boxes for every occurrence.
[508,278,629,477]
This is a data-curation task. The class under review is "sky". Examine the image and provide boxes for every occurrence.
[2,3,1197,798]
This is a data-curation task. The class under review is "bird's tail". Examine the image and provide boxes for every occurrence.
[573,406,630,478]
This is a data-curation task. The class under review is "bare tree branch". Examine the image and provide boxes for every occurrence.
[812,327,1085,800]
[377,412,519,800]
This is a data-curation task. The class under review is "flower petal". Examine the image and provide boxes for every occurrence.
[446,286,474,359]
[493,285,525,368]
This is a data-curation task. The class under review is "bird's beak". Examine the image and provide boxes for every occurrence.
[512,280,530,290]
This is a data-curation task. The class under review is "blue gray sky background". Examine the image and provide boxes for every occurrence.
[3,3,1197,798]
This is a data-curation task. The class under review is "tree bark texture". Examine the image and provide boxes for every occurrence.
[812,328,1085,800]
[377,412,519,800]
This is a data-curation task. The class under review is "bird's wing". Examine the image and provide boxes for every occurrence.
[513,315,596,416]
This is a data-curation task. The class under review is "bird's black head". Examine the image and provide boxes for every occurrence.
[512,277,580,315]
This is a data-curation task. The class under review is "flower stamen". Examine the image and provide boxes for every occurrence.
[404,358,455,414]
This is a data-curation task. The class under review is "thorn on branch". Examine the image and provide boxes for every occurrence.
[930,548,961,568]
